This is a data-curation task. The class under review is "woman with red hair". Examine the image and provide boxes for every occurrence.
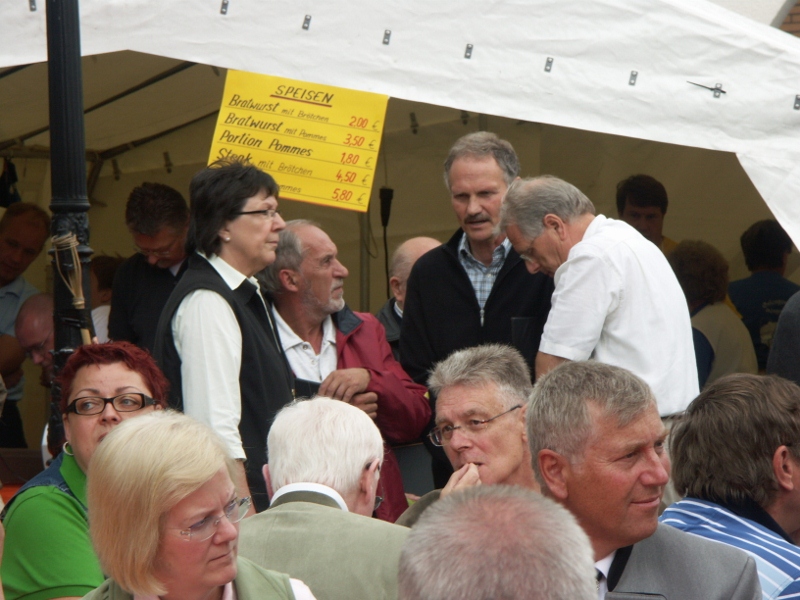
[1,341,168,600]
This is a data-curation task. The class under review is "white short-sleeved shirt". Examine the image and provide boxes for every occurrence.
[539,215,698,416]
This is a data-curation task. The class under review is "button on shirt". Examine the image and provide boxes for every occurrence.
[274,311,338,382]
[457,236,511,324]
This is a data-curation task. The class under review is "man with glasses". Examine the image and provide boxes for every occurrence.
[0,202,50,447]
[109,182,189,353]
[396,343,538,527]
[239,397,409,600]
[500,175,697,419]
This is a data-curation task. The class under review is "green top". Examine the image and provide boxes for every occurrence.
[2,453,104,600]
[81,557,295,600]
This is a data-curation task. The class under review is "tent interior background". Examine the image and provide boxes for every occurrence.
[2,0,800,449]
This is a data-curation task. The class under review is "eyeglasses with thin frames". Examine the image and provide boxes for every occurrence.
[428,404,523,447]
[236,209,281,219]
[24,329,52,360]
[174,496,252,542]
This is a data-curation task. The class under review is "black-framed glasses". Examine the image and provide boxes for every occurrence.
[428,404,523,447]
[176,496,252,542]
[66,392,156,416]
[236,209,281,219]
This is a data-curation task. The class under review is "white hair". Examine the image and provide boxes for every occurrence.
[398,485,596,600]
[267,397,384,496]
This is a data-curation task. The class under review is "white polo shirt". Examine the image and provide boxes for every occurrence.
[539,215,698,416]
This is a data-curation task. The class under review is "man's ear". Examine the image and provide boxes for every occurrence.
[543,214,566,239]
[278,269,300,293]
[538,449,570,500]
[389,276,403,302]
[773,445,796,492]
[263,464,275,499]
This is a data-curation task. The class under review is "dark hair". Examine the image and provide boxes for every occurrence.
[668,240,728,305]
[615,174,668,215]
[187,160,279,256]
[125,183,188,236]
[0,202,50,236]
[671,373,800,507]
[740,219,793,271]
[57,341,170,413]
[90,255,125,291]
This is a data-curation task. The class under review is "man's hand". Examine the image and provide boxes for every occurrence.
[350,392,378,420]
[440,463,482,499]
[319,368,370,404]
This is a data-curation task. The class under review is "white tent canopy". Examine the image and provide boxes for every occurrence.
[2,0,799,444]
[3,0,800,241]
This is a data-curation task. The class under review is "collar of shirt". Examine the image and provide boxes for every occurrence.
[273,310,336,353]
[203,252,258,291]
[168,257,187,277]
[135,581,235,600]
[273,310,337,382]
[594,550,615,600]
[393,300,403,319]
[0,275,28,297]
[271,482,349,512]
[457,234,511,269]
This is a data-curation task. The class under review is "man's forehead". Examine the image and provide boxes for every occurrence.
[297,226,337,259]
[584,402,664,447]
[435,382,503,422]
[1,216,48,246]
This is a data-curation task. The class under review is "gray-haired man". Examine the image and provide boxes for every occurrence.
[398,485,596,600]
[396,344,537,526]
[528,360,761,600]
[501,175,697,417]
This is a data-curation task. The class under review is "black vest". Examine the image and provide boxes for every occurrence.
[154,254,294,512]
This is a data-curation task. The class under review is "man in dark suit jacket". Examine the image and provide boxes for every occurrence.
[238,397,409,600]
[528,361,761,600]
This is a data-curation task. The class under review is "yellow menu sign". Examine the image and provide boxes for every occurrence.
[208,70,389,213]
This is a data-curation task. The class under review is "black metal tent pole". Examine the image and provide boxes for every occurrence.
[46,0,93,454]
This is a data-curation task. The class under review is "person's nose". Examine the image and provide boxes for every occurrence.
[272,211,286,231]
[465,195,484,216]
[334,260,349,279]
[146,253,160,266]
[99,400,122,423]
[214,513,239,543]
[448,426,474,452]
[525,260,541,275]
[641,447,670,487]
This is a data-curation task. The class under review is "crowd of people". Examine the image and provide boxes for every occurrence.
[1,130,800,599]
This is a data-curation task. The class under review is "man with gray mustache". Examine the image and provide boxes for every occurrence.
[261,220,431,523]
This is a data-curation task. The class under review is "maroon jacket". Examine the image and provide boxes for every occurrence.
[334,306,431,522]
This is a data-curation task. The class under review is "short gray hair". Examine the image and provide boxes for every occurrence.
[500,176,596,240]
[527,361,656,485]
[429,344,532,410]
[398,485,596,600]
[267,397,384,496]
[259,219,318,294]
[443,132,519,190]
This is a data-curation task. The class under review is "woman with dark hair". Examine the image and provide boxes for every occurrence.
[155,160,293,513]
[1,341,168,600]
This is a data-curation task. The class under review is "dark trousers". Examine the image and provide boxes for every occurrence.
[0,401,27,448]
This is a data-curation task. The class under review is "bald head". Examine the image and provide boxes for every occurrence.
[15,293,55,384]
[390,237,440,309]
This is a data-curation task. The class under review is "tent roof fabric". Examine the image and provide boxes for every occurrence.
[3,0,800,241]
